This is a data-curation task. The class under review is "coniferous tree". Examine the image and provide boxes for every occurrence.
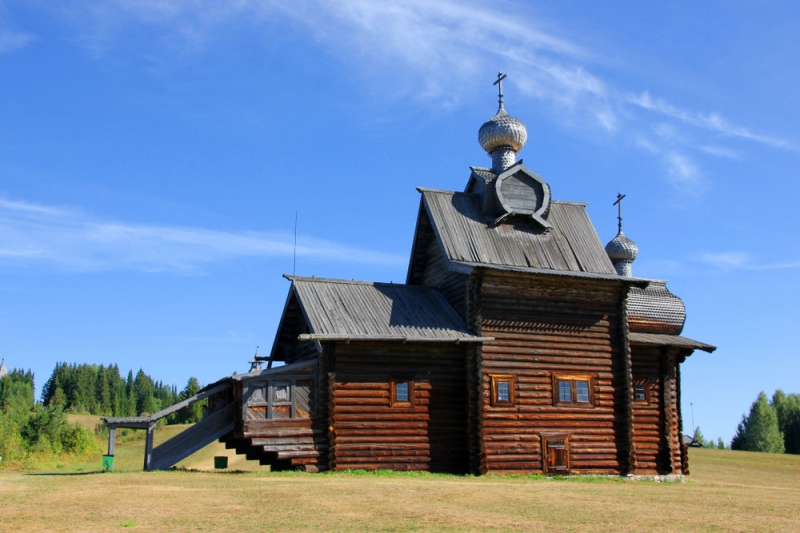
[772,390,800,454]
[133,369,156,415]
[692,426,706,447]
[175,377,203,423]
[731,392,784,453]
[96,365,112,415]
[126,370,136,417]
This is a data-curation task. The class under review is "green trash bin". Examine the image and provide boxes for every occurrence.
[102,455,114,470]
[214,456,228,469]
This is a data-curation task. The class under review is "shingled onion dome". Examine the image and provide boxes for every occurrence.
[479,74,527,173]
[605,230,639,277]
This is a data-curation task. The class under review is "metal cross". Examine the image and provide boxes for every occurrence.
[613,193,626,233]
[494,72,507,110]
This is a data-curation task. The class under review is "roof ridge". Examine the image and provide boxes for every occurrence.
[284,275,437,290]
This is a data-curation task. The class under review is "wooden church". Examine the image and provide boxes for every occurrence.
[109,75,714,477]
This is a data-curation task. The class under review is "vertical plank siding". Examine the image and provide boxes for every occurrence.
[328,342,469,473]
[477,271,626,475]
[422,240,469,319]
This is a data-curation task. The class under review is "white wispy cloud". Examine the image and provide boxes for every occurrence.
[0,5,34,56]
[0,197,405,273]
[698,251,800,271]
[15,0,793,197]
[664,151,706,196]
[630,91,792,149]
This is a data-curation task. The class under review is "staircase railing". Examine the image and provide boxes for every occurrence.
[102,381,234,470]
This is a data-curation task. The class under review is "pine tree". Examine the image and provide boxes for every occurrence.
[732,392,784,453]
[692,426,706,447]
[175,377,203,423]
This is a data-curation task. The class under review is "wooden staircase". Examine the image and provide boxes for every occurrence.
[221,419,328,472]
[103,381,235,471]
[148,403,236,470]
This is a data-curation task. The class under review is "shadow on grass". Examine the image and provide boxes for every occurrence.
[25,470,107,477]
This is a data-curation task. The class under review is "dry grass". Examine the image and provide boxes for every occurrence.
[1,447,799,532]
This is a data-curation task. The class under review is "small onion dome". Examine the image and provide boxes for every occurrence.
[605,230,639,263]
[478,107,528,155]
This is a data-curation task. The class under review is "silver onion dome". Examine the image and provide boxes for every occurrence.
[479,107,528,154]
[606,230,639,262]
[606,230,639,276]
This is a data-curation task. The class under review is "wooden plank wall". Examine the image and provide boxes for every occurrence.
[235,362,330,472]
[327,341,469,473]
[422,240,469,319]
[477,271,626,475]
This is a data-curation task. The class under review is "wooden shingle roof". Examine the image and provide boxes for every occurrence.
[628,332,716,353]
[416,188,617,277]
[287,276,488,343]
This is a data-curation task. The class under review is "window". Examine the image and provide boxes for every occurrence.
[552,374,594,407]
[490,374,515,407]
[391,380,413,407]
[271,381,292,419]
[395,382,409,402]
[633,380,650,403]
[243,376,314,420]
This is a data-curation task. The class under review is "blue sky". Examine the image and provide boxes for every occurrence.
[1,1,797,444]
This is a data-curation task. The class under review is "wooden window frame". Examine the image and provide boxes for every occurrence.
[633,379,651,404]
[490,374,516,407]
[243,374,315,420]
[552,374,595,408]
[270,380,293,419]
[390,379,414,407]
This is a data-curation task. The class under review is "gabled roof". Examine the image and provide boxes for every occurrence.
[412,188,617,277]
[279,276,489,344]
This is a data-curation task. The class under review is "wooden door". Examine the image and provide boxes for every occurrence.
[543,435,570,475]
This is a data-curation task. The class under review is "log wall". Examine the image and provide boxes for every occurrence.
[476,271,626,475]
[630,346,666,474]
[326,341,469,473]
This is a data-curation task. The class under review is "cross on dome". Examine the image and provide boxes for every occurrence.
[613,192,626,233]
[494,72,507,112]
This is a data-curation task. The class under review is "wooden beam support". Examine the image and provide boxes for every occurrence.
[144,422,156,471]
[107,426,116,457]
[619,285,635,475]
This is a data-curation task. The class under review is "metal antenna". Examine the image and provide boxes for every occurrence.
[493,72,507,111]
[613,193,626,233]
[293,211,298,276]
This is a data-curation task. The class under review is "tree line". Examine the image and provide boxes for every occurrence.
[0,363,205,467]
[41,362,204,423]
[0,367,96,464]
[729,390,800,454]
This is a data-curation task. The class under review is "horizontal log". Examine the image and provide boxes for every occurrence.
[332,462,431,471]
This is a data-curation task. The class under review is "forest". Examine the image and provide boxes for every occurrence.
[0,363,205,466]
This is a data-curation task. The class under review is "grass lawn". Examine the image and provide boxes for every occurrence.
[2,425,799,532]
